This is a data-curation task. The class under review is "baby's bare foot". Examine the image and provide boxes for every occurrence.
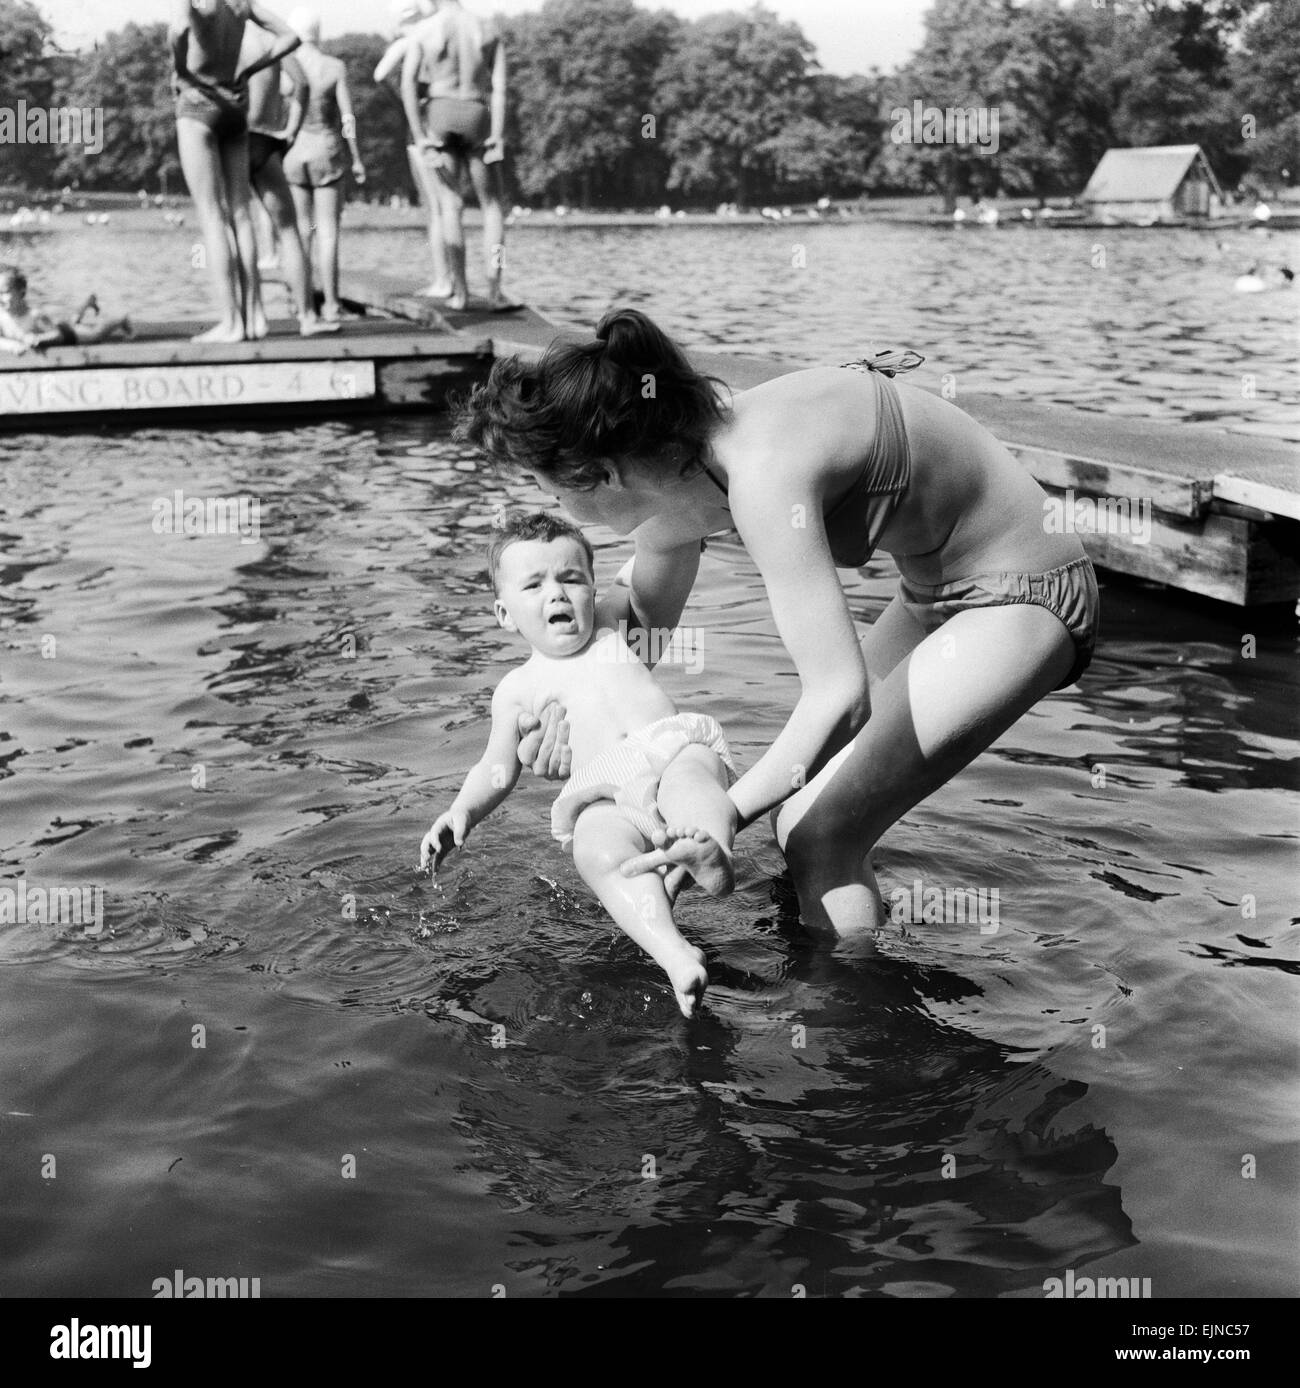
[666,942,708,1019]
[655,826,734,898]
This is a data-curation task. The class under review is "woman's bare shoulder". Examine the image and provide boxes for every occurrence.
[716,367,875,481]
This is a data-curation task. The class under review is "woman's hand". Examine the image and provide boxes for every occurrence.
[516,703,571,780]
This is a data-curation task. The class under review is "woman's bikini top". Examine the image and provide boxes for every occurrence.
[700,350,923,568]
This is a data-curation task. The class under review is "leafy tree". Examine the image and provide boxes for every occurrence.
[0,0,56,188]
[881,0,1020,209]
[808,72,891,193]
[51,24,178,193]
[1232,0,1300,185]
[653,7,818,205]
[990,1,1096,201]
[502,0,679,206]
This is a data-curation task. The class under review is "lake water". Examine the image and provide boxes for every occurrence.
[0,217,1296,1298]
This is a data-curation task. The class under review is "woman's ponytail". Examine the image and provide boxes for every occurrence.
[454,309,728,490]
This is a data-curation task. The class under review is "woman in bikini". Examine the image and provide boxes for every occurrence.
[282,7,366,324]
[456,308,1100,937]
[170,0,301,343]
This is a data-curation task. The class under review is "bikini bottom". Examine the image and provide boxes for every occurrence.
[897,556,1100,689]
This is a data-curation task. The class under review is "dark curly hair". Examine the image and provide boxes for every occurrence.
[453,308,729,490]
[486,510,594,594]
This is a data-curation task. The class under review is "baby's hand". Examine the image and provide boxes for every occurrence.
[420,809,469,873]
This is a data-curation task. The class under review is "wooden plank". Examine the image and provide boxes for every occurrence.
[1039,483,1300,605]
[0,323,485,372]
[0,358,376,417]
[1213,473,1300,522]
[378,355,489,407]
[1005,442,1207,518]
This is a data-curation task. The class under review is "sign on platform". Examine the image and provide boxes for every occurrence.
[0,359,378,415]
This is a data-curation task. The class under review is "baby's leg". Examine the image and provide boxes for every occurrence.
[570,802,708,1018]
[629,744,735,897]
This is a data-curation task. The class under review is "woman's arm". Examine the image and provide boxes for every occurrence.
[725,463,871,829]
[486,34,507,158]
[278,58,306,143]
[243,0,301,74]
[170,1,197,85]
[335,66,365,181]
[599,529,702,639]
[400,39,428,147]
[374,37,408,85]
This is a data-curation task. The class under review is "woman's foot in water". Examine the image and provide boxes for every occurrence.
[418,280,453,299]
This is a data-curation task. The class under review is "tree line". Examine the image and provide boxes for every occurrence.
[0,0,1294,206]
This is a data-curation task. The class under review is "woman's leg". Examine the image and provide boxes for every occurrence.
[254,160,333,332]
[218,131,263,339]
[775,601,1075,936]
[314,184,342,319]
[290,183,316,305]
[430,152,469,309]
[464,154,515,309]
[176,118,243,342]
[406,144,451,297]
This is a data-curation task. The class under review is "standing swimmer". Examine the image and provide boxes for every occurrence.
[282,7,366,324]
[240,23,337,336]
[170,0,301,342]
[401,0,518,311]
[374,0,452,299]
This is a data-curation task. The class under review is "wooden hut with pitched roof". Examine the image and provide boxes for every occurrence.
[1081,145,1225,225]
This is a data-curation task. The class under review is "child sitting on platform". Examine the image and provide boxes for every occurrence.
[0,266,133,354]
[419,511,738,1018]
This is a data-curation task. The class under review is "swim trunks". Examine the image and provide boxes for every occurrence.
[898,556,1100,688]
[175,83,248,141]
[551,712,737,851]
[283,129,347,188]
[248,130,291,178]
[424,96,491,155]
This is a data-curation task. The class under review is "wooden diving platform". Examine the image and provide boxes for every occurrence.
[2,274,1295,608]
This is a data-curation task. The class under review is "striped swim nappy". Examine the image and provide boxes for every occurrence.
[551,712,737,851]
